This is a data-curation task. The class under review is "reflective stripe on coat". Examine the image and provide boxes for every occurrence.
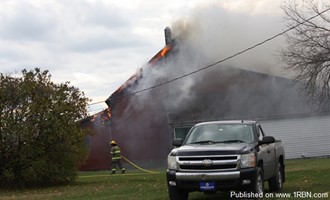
[111,145,121,160]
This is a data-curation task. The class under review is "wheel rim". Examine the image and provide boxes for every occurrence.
[278,168,282,189]
[256,173,263,194]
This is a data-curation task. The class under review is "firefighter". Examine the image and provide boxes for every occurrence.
[110,140,125,174]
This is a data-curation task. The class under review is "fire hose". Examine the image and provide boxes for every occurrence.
[121,155,159,174]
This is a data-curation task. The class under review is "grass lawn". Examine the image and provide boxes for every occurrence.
[0,158,329,200]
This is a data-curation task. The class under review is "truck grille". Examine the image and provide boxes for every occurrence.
[177,155,239,171]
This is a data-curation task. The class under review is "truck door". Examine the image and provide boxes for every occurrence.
[257,124,275,180]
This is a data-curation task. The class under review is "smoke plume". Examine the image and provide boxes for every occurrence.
[127,1,289,114]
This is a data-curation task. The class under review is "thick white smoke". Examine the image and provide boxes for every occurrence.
[127,1,287,113]
[170,1,286,76]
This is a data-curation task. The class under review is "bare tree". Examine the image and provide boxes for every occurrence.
[280,0,330,110]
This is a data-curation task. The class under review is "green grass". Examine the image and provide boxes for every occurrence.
[0,158,329,200]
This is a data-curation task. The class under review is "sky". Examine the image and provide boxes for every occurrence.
[0,0,288,115]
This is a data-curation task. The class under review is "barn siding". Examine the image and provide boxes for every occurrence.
[260,115,330,159]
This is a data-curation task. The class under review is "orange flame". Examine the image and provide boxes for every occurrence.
[148,45,172,65]
[110,45,172,98]
[161,46,171,57]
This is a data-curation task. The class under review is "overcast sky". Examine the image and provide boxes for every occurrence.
[0,0,287,115]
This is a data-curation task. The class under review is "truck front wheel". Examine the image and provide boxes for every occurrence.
[168,186,188,200]
[252,167,264,195]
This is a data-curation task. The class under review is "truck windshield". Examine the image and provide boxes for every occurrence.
[185,124,254,144]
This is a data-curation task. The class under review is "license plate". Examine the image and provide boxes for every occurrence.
[199,182,215,191]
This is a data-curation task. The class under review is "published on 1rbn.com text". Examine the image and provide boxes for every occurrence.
[230,191,329,199]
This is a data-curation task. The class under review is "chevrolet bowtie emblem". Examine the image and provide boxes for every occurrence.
[202,159,213,166]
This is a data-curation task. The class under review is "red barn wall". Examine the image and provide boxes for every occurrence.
[79,122,111,171]
[109,93,172,168]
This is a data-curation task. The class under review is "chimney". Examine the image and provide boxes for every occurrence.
[164,27,172,45]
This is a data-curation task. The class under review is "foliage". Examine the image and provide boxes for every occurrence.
[0,68,91,188]
[280,0,330,110]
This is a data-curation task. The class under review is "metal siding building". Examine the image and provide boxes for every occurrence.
[260,115,330,159]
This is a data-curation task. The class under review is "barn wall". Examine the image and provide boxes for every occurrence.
[109,93,172,168]
[79,122,111,171]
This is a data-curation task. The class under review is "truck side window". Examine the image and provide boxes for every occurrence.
[257,126,264,141]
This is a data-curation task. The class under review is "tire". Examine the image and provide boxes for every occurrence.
[168,186,188,200]
[269,162,283,192]
[252,167,264,195]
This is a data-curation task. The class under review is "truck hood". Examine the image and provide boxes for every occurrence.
[173,143,255,156]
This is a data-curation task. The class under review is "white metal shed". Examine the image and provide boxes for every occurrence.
[260,115,330,159]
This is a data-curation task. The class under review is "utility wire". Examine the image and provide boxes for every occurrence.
[99,6,330,103]
[89,100,105,106]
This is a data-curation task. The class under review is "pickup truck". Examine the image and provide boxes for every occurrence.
[166,120,285,200]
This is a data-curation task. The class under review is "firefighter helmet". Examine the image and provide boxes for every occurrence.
[110,140,117,145]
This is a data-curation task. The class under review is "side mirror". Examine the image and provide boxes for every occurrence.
[173,139,183,147]
[258,136,275,145]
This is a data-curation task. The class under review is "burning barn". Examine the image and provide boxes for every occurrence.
[79,27,330,170]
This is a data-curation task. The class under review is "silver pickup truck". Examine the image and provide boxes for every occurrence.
[166,120,285,200]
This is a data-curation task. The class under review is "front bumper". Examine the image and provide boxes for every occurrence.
[167,168,257,191]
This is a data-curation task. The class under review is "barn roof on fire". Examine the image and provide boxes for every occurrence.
[104,53,320,123]
[102,30,329,125]
[105,45,172,107]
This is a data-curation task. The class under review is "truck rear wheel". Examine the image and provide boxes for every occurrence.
[168,186,188,200]
[269,162,283,192]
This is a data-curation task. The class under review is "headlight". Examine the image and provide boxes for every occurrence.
[241,153,256,168]
[167,155,178,170]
